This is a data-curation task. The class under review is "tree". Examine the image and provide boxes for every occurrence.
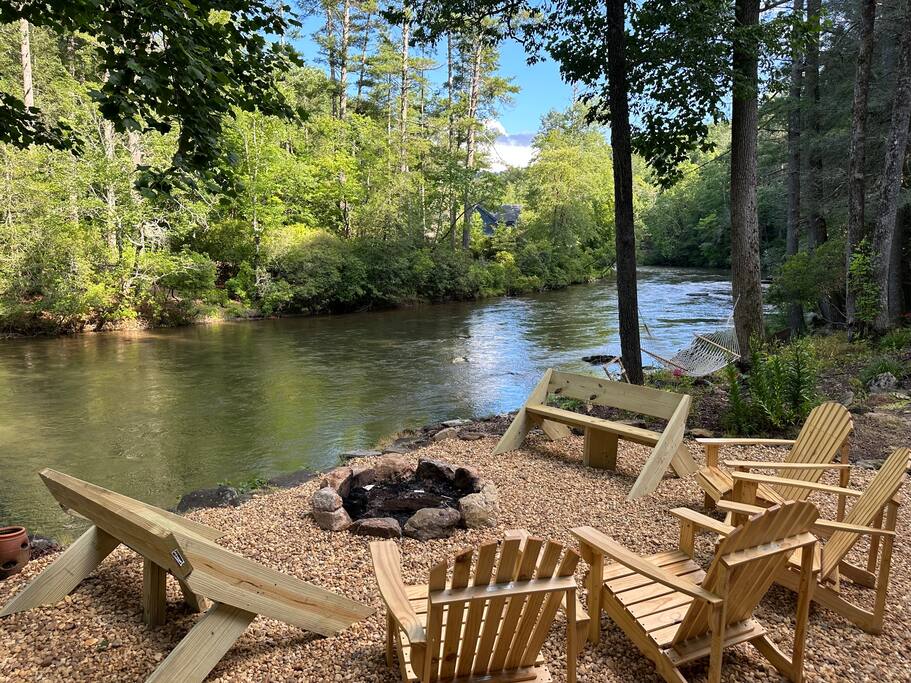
[872,0,911,331]
[730,0,764,356]
[0,0,300,189]
[846,0,877,335]
[786,0,805,336]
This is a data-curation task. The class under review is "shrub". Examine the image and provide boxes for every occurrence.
[879,328,911,353]
[858,356,910,386]
[848,239,880,332]
[769,238,845,310]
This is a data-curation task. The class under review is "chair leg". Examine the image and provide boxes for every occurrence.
[752,634,799,682]
[586,551,604,644]
[871,502,898,634]
[707,601,726,683]
[385,610,395,668]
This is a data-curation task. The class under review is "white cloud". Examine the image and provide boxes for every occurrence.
[484,120,536,172]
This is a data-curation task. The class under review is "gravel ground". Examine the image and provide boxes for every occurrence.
[1,434,909,682]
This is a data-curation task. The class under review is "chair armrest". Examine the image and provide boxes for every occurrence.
[812,519,896,537]
[715,500,766,517]
[697,438,796,447]
[669,508,734,536]
[369,541,426,645]
[731,472,863,498]
[571,526,722,605]
[722,459,851,471]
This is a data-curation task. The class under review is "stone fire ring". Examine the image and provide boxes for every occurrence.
[311,456,499,540]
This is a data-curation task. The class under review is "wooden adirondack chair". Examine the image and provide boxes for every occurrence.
[721,446,910,634]
[370,533,581,683]
[573,502,819,683]
[695,401,854,512]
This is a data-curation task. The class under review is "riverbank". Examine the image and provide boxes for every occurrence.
[2,433,909,682]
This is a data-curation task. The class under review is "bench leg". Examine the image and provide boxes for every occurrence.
[583,429,618,470]
[143,559,168,628]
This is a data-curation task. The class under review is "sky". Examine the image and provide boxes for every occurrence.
[292,19,575,171]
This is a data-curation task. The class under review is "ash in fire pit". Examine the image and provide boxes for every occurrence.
[311,457,499,540]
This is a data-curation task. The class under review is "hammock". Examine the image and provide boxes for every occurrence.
[640,300,741,377]
[642,328,740,377]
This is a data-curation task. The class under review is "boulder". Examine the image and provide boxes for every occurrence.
[457,431,485,441]
[372,455,415,483]
[442,418,472,428]
[267,469,315,489]
[349,518,402,539]
[688,428,715,439]
[459,484,500,529]
[433,427,460,442]
[453,466,481,493]
[321,466,354,497]
[868,372,898,393]
[416,458,456,485]
[312,486,343,512]
[313,506,352,531]
[176,485,241,513]
[351,466,376,489]
[404,507,461,540]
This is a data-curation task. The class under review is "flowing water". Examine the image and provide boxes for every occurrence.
[0,266,734,539]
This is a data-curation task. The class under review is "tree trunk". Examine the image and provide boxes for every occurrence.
[399,13,410,173]
[846,0,877,335]
[873,1,911,331]
[462,37,482,250]
[355,11,372,104]
[448,32,457,249]
[325,6,337,118]
[805,0,826,251]
[20,19,34,108]
[786,0,805,336]
[606,0,643,384]
[730,0,764,356]
[339,0,350,119]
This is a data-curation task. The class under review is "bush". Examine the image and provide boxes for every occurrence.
[848,239,880,332]
[859,356,910,386]
[769,238,845,311]
[722,338,821,434]
[879,328,911,353]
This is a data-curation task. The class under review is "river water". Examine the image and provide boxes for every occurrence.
[0,266,733,539]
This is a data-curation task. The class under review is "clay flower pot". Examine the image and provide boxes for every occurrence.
[0,526,30,579]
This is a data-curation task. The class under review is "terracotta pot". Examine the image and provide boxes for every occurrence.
[0,526,30,579]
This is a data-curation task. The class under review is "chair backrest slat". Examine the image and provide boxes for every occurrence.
[776,402,853,501]
[672,502,818,646]
[821,447,909,578]
[426,536,577,681]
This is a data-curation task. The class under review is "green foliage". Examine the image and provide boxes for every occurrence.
[769,238,845,310]
[848,239,880,331]
[858,356,910,386]
[722,339,821,434]
[879,328,911,353]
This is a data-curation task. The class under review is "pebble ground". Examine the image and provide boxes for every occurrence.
[1,434,908,682]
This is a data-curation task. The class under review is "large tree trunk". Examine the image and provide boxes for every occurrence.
[786,0,805,336]
[606,0,643,384]
[355,11,371,104]
[846,0,877,335]
[325,5,337,118]
[339,0,350,119]
[730,0,764,356]
[448,32,457,249]
[805,0,826,251]
[462,37,482,250]
[399,14,410,173]
[873,1,911,331]
[20,19,34,108]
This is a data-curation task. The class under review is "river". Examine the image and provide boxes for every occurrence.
[0,266,734,539]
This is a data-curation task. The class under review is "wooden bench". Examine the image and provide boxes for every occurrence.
[493,369,697,500]
[0,469,373,683]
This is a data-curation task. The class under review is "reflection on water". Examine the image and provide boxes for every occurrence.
[0,266,733,538]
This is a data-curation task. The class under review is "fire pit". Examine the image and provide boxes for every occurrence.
[311,457,499,539]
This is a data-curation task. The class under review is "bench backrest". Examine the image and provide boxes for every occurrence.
[821,447,909,579]
[423,536,578,680]
[672,502,818,646]
[775,402,854,501]
[547,370,684,420]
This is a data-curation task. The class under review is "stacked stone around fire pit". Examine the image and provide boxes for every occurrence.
[311,456,499,540]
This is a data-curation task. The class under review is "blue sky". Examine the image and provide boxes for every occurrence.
[292,18,575,167]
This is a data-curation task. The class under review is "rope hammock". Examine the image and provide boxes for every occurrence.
[640,301,741,377]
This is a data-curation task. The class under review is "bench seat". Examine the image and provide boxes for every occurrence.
[525,404,661,446]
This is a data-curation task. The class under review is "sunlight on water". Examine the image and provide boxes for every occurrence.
[0,267,733,538]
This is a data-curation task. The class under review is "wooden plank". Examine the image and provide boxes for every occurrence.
[370,541,426,646]
[549,370,682,420]
[39,469,193,578]
[142,559,167,628]
[180,533,373,636]
[0,525,120,617]
[540,420,573,442]
[488,538,542,671]
[145,602,255,683]
[628,395,691,500]
[177,578,208,613]
[473,539,522,675]
[525,405,660,446]
[439,549,473,679]
[492,370,554,455]
[583,428,618,469]
[731,472,863,498]
[424,561,448,682]
[456,542,498,677]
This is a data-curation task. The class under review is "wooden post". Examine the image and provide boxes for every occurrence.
[707,565,728,683]
[583,428,618,470]
[792,542,816,681]
[872,500,899,634]
[566,587,577,683]
[837,442,850,521]
[143,559,167,628]
[586,548,603,644]
[678,519,696,558]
